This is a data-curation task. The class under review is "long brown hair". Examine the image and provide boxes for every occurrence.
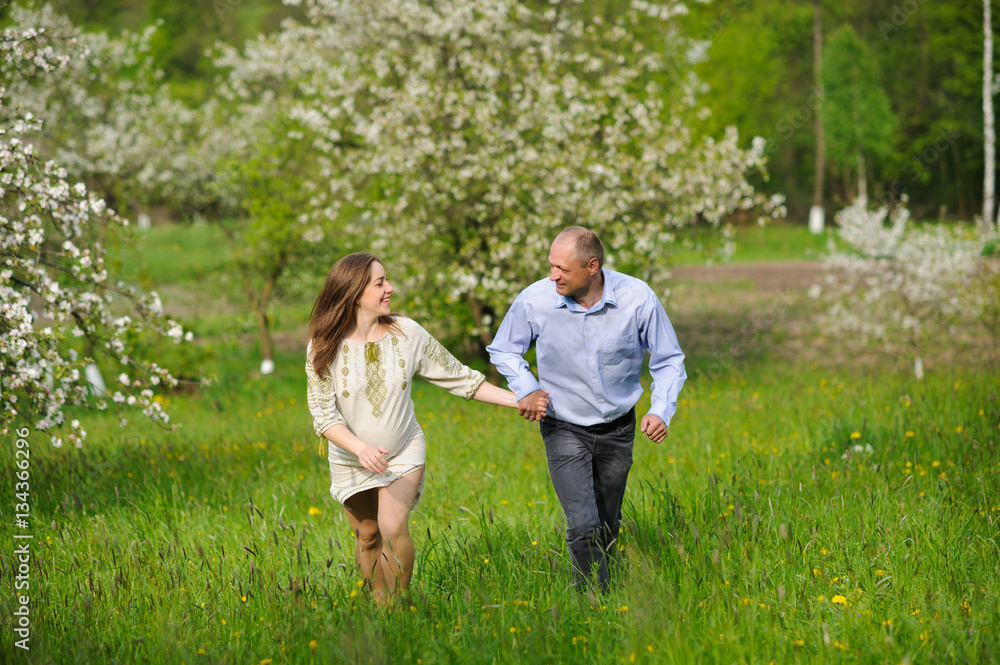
[307,252,400,379]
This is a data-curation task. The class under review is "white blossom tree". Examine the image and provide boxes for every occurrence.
[1,3,206,212]
[811,202,989,378]
[218,0,783,354]
[1,20,192,446]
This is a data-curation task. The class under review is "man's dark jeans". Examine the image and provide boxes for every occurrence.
[540,410,635,591]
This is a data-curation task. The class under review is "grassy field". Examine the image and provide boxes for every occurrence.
[2,223,998,664]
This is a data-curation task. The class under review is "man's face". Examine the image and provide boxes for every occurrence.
[548,238,596,301]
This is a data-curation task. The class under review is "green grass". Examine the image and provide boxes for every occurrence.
[2,222,998,664]
[723,224,835,263]
[670,224,838,266]
[2,350,997,664]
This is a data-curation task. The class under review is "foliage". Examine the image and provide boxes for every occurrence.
[820,24,897,196]
[812,202,991,375]
[0,3,204,212]
[3,346,996,663]
[210,111,333,368]
[217,0,783,351]
[0,16,192,445]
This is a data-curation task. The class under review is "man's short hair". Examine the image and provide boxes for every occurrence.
[556,226,605,269]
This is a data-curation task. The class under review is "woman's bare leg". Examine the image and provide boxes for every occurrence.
[342,488,385,595]
[376,467,424,595]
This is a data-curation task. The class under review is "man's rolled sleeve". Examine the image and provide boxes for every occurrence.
[487,296,542,400]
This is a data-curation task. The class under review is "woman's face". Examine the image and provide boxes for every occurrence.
[356,261,394,319]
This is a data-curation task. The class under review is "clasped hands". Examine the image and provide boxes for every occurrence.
[517,389,550,422]
[518,389,670,443]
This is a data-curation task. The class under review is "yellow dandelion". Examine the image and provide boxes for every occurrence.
[647,645,654,653]
[309,640,318,651]
[850,432,861,439]
[832,595,848,606]
[197,648,207,655]
[509,626,518,634]
[905,431,915,438]
[793,639,805,647]
[260,660,273,665]
[619,605,628,613]
[308,506,322,515]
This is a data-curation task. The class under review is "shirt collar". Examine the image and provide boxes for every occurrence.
[553,268,617,312]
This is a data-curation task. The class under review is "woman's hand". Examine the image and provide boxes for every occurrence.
[358,445,390,475]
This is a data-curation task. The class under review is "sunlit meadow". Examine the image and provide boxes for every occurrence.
[1,226,998,664]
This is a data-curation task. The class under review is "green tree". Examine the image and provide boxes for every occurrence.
[211,113,331,374]
[821,24,896,207]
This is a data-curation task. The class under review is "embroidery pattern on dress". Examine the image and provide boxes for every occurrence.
[365,341,387,417]
[423,336,462,376]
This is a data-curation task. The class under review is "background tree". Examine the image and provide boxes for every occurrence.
[813,201,989,378]
[220,0,782,360]
[985,0,997,231]
[209,111,331,375]
[1,3,203,215]
[1,20,191,445]
[820,24,896,208]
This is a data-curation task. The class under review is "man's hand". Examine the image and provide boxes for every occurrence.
[518,389,550,422]
[640,414,668,443]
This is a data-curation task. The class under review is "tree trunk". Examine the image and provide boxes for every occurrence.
[856,151,868,208]
[255,302,275,374]
[985,0,996,231]
[810,0,826,233]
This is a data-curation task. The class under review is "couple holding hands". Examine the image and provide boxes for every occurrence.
[306,227,686,602]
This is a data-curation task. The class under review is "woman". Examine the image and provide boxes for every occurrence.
[306,253,545,603]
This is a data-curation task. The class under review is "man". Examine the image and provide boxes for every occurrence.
[487,226,686,590]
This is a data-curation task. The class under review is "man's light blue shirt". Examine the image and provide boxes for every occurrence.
[487,268,686,427]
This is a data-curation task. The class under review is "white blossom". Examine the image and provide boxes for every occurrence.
[1,20,191,444]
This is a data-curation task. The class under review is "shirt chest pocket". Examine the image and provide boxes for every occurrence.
[601,333,640,373]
